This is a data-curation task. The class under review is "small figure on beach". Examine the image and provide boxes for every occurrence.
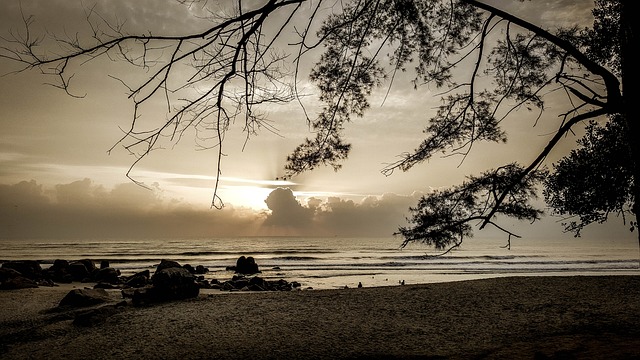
[399,280,405,286]
[358,282,362,288]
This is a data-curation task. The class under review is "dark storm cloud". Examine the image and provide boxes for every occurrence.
[263,187,314,228]
[261,187,420,237]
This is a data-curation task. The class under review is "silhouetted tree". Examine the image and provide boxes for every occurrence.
[544,115,634,236]
[543,1,636,238]
[1,0,637,250]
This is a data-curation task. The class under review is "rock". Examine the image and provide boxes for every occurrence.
[45,260,73,283]
[68,261,90,281]
[214,275,301,292]
[0,267,22,282]
[58,288,113,308]
[0,268,38,290]
[234,256,260,275]
[150,267,199,301]
[94,267,120,284]
[36,279,57,287]
[73,302,126,327]
[221,281,236,291]
[183,264,196,274]
[231,278,250,290]
[195,265,209,274]
[1,260,42,280]
[53,259,70,269]
[94,282,120,289]
[100,260,110,269]
[123,269,150,288]
[77,259,96,273]
[131,269,151,279]
[249,276,267,288]
[155,259,182,273]
[126,275,148,288]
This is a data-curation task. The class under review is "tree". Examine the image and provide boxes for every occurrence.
[1,0,637,251]
[543,0,635,238]
[544,115,635,237]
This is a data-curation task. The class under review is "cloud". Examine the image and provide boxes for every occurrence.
[263,187,314,230]
[261,187,421,237]
[0,179,264,239]
[0,180,421,239]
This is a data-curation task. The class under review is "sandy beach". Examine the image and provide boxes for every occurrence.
[1,275,639,359]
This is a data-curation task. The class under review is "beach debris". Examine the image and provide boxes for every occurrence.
[58,288,114,308]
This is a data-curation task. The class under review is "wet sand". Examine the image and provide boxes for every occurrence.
[1,275,639,359]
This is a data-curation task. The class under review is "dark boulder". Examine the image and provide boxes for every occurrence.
[58,288,113,308]
[234,256,260,275]
[0,268,38,290]
[126,276,148,288]
[100,260,110,269]
[195,265,209,274]
[150,267,199,301]
[183,264,196,274]
[131,269,151,279]
[68,261,90,281]
[94,267,120,284]
[0,267,21,282]
[155,259,182,273]
[53,259,70,269]
[45,260,73,283]
[78,259,96,273]
[1,260,42,280]
[125,270,150,288]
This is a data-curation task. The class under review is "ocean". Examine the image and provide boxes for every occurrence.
[1,236,638,290]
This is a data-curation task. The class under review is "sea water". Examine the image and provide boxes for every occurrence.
[1,236,638,290]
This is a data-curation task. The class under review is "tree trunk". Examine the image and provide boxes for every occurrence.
[620,1,640,260]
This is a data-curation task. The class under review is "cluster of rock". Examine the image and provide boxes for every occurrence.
[0,260,55,289]
[1,256,302,296]
[0,259,127,290]
[124,258,301,305]
[1,256,304,327]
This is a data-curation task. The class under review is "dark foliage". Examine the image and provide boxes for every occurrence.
[544,115,634,236]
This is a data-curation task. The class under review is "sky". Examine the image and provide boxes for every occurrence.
[0,0,635,242]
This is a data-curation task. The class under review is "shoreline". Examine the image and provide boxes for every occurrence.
[1,275,639,359]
